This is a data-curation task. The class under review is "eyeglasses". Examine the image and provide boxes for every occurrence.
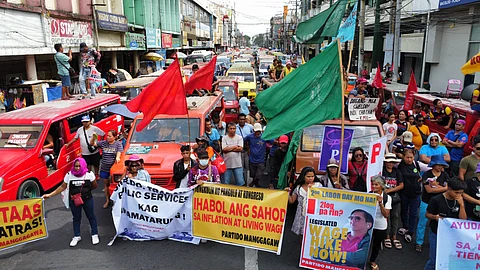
[355,154,364,158]
[430,138,438,142]
[129,163,140,168]
[348,216,364,222]
[417,120,424,123]
[476,147,480,151]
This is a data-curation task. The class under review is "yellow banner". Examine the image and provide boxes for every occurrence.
[461,52,480,75]
[192,183,288,254]
[308,187,377,207]
[0,198,48,250]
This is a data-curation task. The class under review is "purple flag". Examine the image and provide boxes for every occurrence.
[319,126,355,174]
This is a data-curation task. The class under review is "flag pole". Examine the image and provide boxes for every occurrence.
[347,41,354,73]
[337,39,346,176]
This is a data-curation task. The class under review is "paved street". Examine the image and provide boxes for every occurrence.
[0,176,429,270]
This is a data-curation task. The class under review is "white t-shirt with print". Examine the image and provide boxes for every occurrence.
[383,122,398,141]
[373,192,392,230]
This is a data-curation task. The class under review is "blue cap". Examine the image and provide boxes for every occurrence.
[81,115,91,122]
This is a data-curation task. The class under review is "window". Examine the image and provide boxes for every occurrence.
[0,125,44,149]
[130,118,200,143]
[218,86,236,101]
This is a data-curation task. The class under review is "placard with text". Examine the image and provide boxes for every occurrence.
[348,98,379,120]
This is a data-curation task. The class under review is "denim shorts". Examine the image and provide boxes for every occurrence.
[99,170,110,180]
[61,75,71,87]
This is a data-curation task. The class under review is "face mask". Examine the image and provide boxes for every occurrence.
[199,159,209,166]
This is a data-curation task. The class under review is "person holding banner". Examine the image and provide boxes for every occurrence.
[369,176,392,270]
[187,150,220,187]
[319,158,349,189]
[348,147,368,192]
[43,158,99,247]
[122,155,151,183]
[424,177,467,270]
[287,166,320,235]
[348,78,369,99]
[173,145,197,188]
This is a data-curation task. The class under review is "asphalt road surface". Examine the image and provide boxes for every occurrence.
[0,175,430,270]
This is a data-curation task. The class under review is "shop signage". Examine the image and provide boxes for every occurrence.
[49,18,93,47]
[96,10,128,32]
[182,31,188,46]
[439,0,480,8]
[146,28,162,48]
[162,33,173,48]
[126,33,146,50]
[172,37,181,48]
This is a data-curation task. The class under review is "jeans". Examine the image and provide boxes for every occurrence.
[416,201,429,245]
[386,202,401,237]
[370,229,387,263]
[70,197,98,237]
[449,160,460,177]
[424,232,437,270]
[241,151,249,185]
[79,67,95,96]
[224,167,245,186]
[249,162,265,186]
[401,194,420,234]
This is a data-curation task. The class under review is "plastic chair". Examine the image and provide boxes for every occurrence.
[446,79,462,97]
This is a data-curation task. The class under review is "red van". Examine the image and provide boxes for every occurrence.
[0,94,123,202]
[217,77,239,123]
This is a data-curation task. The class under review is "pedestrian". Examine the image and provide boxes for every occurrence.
[239,92,251,115]
[397,148,422,243]
[392,131,415,159]
[286,166,320,235]
[463,163,480,221]
[383,112,397,150]
[173,145,197,188]
[53,43,73,100]
[89,130,123,209]
[280,61,295,79]
[211,111,226,137]
[424,177,467,270]
[187,149,220,187]
[348,78,369,99]
[64,115,105,176]
[236,113,253,184]
[42,158,99,247]
[407,114,415,127]
[415,155,450,253]
[442,119,468,176]
[319,158,348,189]
[429,99,453,130]
[408,114,430,151]
[419,133,450,164]
[348,147,368,192]
[459,137,480,180]
[222,122,245,186]
[395,110,410,137]
[382,153,403,250]
[271,135,289,189]
[121,155,151,183]
[204,117,221,152]
[79,42,101,99]
[369,176,392,270]
[245,123,269,187]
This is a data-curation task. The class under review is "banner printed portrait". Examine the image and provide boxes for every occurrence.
[0,198,48,251]
[319,126,355,174]
[192,183,288,254]
[109,178,198,245]
[436,218,480,270]
[300,188,377,270]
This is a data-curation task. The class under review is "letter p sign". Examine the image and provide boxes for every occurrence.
[371,143,381,163]
[330,150,340,160]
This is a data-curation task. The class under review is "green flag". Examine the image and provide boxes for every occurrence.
[256,40,343,140]
[293,0,348,44]
[277,131,301,190]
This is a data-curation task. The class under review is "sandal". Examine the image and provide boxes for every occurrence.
[370,263,379,270]
[384,239,392,249]
[398,228,408,236]
[103,201,112,209]
[404,234,412,243]
[393,240,403,250]
[415,244,422,252]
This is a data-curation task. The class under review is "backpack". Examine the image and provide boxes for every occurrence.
[352,162,367,192]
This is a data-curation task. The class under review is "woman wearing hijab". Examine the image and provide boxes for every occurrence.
[43,158,99,247]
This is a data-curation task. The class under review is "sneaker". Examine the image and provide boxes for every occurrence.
[89,95,96,99]
[92,234,99,245]
[70,236,81,247]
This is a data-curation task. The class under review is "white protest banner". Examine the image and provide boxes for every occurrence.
[348,98,379,120]
[109,178,198,245]
[436,218,480,269]
[366,136,387,192]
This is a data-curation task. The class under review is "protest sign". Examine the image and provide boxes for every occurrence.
[348,98,379,120]
[436,218,480,269]
[366,136,388,192]
[0,198,48,251]
[319,126,355,174]
[109,178,197,245]
[192,183,288,254]
[300,188,377,270]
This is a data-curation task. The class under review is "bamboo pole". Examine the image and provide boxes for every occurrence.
[337,40,346,176]
[347,41,354,73]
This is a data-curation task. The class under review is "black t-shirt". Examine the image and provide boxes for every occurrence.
[395,120,408,136]
[465,177,480,221]
[382,167,404,196]
[398,161,422,197]
[422,170,449,204]
[69,178,93,200]
[427,194,462,234]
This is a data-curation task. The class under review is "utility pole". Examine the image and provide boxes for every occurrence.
[392,0,401,82]
[371,0,384,70]
[358,0,365,75]
[420,0,431,89]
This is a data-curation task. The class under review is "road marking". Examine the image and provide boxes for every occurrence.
[244,248,258,270]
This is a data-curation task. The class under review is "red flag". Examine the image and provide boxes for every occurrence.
[126,59,187,132]
[371,63,384,89]
[185,56,217,95]
[403,71,418,111]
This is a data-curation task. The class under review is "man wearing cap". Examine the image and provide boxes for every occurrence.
[245,123,271,187]
[459,138,480,180]
[443,120,468,176]
[280,61,295,79]
[65,115,105,175]
[271,135,290,189]
[222,123,245,186]
[79,43,101,98]
[415,155,449,253]
[392,131,415,159]
[348,78,369,99]
[419,133,450,165]
[462,163,480,221]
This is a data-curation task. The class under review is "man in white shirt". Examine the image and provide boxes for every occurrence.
[236,113,253,185]
[222,123,245,186]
